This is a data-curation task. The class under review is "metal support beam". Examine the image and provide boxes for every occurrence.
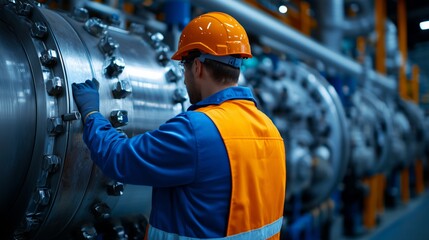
[190,0,396,92]
[398,0,408,99]
[375,0,387,74]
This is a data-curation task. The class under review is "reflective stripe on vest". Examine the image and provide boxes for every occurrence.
[147,217,283,240]
[197,100,286,239]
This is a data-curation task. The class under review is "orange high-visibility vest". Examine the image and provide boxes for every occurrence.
[197,99,286,239]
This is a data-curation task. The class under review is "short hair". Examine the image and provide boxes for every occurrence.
[203,58,240,85]
[183,51,241,85]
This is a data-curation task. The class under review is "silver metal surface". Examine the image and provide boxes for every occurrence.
[0,2,186,239]
[0,18,36,221]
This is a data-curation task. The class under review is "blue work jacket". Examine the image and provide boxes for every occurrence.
[83,86,257,238]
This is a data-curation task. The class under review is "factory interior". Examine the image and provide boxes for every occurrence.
[2,0,429,239]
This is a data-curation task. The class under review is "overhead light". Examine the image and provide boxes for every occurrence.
[420,20,429,30]
[278,5,288,14]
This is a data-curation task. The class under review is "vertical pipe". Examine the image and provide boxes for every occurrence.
[299,1,311,36]
[375,0,386,74]
[356,36,366,64]
[362,177,377,229]
[376,175,386,214]
[398,0,408,99]
[373,0,387,226]
[412,65,423,196]
[415,160,425,195]
[314,0,344,54]
[397,0,411,205]
[400,168,410,203]
[163,0,191,51]
[412,65,420,103]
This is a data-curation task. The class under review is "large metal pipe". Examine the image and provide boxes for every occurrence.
[0,2,185,238]
[190,0,396,91]
[313,0,344,53]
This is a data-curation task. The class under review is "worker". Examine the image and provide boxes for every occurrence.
[72,12,286,239]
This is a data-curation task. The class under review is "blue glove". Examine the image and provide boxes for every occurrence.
[72,79,100,122]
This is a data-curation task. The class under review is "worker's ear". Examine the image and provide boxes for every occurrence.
[193,58,203,78]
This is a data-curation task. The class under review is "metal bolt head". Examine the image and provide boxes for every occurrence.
[47,117,64,136]
[110,110,128,128]
[107,182,124,196]
[129,23,145,35]
[147,32,170,51]
[31,22,48,39]
[104,57,125,78]
[84,17,107,37]
[109,14,121,26]
[35,188,50,206]
[72,7,89,22]
[310,88,321,103]
[43,155,60,173]
[112,80,132,99]
[46,76,63,96]
[165,66,183,83]
[23,216,40,232]
[150,32,164,44]
[92,202,111,220]
[40,49,58,67]
[112,225,127,239]
[16,2,32,16]
[80,225,97,240]
[173,88,188,103]
[62,111,81,121]
[157,51,169,66]
[98,35,119,56]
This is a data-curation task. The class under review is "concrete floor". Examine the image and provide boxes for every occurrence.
[331,189,429,240]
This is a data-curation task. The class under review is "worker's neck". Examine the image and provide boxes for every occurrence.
[201,79,237,100]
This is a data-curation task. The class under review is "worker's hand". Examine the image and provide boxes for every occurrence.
[72,78,100,122]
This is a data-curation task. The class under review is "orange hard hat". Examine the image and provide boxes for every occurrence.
[171,12,252,60]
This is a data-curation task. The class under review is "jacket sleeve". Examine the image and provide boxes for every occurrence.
[82,112,198,187]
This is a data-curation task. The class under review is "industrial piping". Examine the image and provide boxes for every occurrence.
[190,0,396,92]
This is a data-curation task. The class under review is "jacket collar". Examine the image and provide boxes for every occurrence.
[188,86,257,111]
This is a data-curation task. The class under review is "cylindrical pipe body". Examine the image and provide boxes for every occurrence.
[0,2,186,238]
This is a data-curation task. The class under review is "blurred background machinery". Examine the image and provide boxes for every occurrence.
[1,0,429,239]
